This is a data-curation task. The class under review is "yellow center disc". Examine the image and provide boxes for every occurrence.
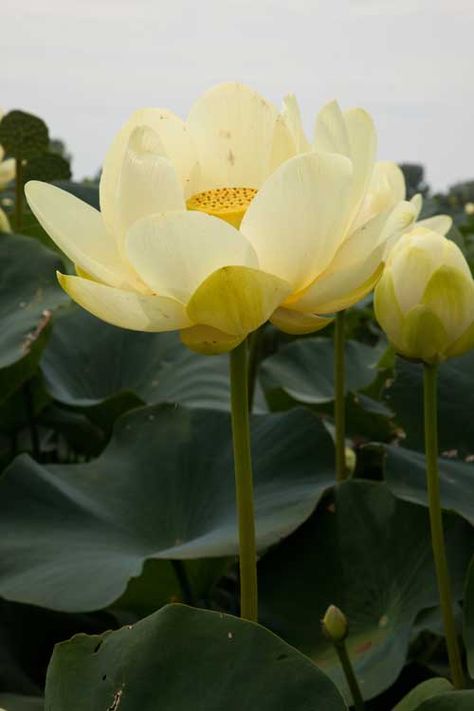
[186,187,258,228]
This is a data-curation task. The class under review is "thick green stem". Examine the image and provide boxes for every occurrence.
[15,158,23,232]
[230,339,258,621]
[247,327,264,413]
[334,310,347,482]
[334,641,365,711]
[423,363,465,689]
[171,560,195,606]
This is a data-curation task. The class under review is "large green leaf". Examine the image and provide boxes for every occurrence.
[260,336,379,409]
[258,481,473,702]
[464,557,474,679]
[259,336,392,442]
[384,445,474,525]
[41,305,266,417]
[0,695,43,711]
[385,354,474,455]
[0,405,334,611]
[392,679,453,710]
[0,596,115,702]
[45,605,347,711]
[412,691,474,709]
[0,234,67,402]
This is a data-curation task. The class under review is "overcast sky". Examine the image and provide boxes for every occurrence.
[3,0,474,190]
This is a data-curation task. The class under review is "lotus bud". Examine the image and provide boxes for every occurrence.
[0,206,10,233]
[374,228,474,364]
[321,604,348,643]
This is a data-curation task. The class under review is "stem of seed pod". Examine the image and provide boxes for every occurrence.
[334,310,347,482]
[334,640,365,711]
[247,327,264,413]
[15,158,24,232]
[229,338,258,621]
[423,362,465,689]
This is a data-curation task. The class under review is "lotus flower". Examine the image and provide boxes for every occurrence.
[26,83,418,353]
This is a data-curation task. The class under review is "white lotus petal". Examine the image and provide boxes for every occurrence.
[113,126,185,251]
[180,324,245,355]
[268,115,297,176]
[380,199,419,255]
[281,94,310,153]
[269,95,309,174]
[25,182,140,289]
[314,100,350,156]
[389,230,448,312]
[100,108,196,237]
[186,82,279,191]
[186,266,292,336]
[241,152,353,291]
[343,107,377,216]
[315,101,377,223]
[126,211,258,303]
[270,308,332,335]
[58,273,191,332]
[416,214,452,236]
[353,161,406,231]
[410,193,423,220]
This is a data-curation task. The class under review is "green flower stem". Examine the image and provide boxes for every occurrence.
[15,158,24,232]
[247,327,264,413]
[334,310,347,482]
[230,338,258,621]
[171,560,195,606]
[334,640,365,711]
[423,362,465,689]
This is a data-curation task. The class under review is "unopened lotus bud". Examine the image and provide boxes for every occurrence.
[374,228,474,364]
[0,206,10,233]
[345,447,356,476]
[322,604,348,643]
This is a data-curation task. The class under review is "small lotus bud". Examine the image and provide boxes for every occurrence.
[321,604,348,643]
[0,206,11,234]
[345,447,356,476]
[374,228,474,364]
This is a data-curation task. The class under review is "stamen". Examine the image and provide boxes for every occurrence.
[186,187,257,228]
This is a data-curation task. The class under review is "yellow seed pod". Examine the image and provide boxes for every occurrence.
[374,228,474,364]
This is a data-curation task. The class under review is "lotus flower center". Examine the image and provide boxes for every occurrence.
[186,187,258,228]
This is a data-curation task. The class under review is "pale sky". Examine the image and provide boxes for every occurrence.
[3,0,474,190]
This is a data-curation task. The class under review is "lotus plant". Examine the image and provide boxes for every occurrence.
[25,82,420,623]
[375,228,474,689]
